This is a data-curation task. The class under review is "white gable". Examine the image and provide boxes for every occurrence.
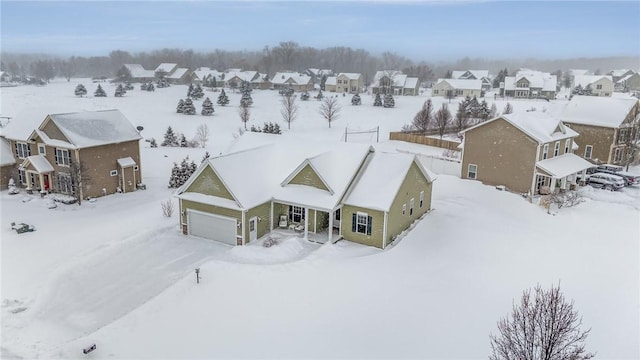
[155,63,177,73]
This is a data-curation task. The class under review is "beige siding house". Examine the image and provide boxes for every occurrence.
[372,70,420,96]
[176,133,435,249]
[271,72,313,92]
[501,69,557,99]
[573,75,614,97]
[452,70,492,91]
[557,96,640,165]
[2,109,142,199]
[432,79,482,98]
[335,73,363,93]
[461,112,592,195]
[1,137,17,189]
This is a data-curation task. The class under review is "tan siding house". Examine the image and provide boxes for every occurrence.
[432,79,482,98]
[0,137,17,189]
[176,133,435,249]
[3,109,142,200]
[461,112,593,195]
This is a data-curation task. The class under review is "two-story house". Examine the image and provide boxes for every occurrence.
[324,73,363,93]
[371,70,420,96]
[501,69,557,99]
[2,109,143,200]
[557,96,640,165]
[607,69,635,83]
[572,75,614,97]
[461,111,593,195]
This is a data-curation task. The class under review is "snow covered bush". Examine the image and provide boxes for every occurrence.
[191,84,204,99]
[182,98,196,115]
[373,93,382,107]
[176,99,185,113]
[550,191,584,210]
[300,92,310,101]
[146,83,155,92]
[383,93,395,108]
[114,84,126,97]
[351,93,361,105]
[263,237,279,248]
[7,178,19,195]
[149,138,158,148]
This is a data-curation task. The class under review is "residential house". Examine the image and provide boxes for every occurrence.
[154,63,179,78]
[615,73,640,92]
[324,76,337,92]
[0,71,11,83]
[191,67,225,86]
[225,71,259,89]
[431,79,483,98]
[1,137,16,189]
[175,133,434,249]
[306,68,333,84]
[372,70,420,96]
[572,75,614,97]
[166,68,192,84]
[607,69,635,83]
[557,96,640,165]
[461,111,593,195]
[500,69,557,99]
[332,73,363,93]
[451,70,492,91]
[2,109,143,199]
[271,72,313,92]
[120,64,156,82]
[251,73,272,90]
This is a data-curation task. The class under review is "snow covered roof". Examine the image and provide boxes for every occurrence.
[123,64,155,79]
[325,76,337,86]
[404,77,419,89]
[435,78,482,90]
[155,63,177,74]
[558,96,639,128]
[464,111,578,144]
[452,70,489,80]
[167,68,189,79]
[608,69,632,77]
[510,69,557,91]
[192,68,223,82]
[271,72,312,85]
[617,73,635,84]
[338,73,362,80]
[1,137,16,166]
[22,155,54,173]
[373,70,410,87]
[226,71,257,83]
[1,105,70,141]
[176,191,242,211]
[41,110,142,148]
[536,153,594,178]
[573,75,613,88]
[569,69,590,77]
[343,152,434,212]
[307,68,332,77]
[117,157,137,167]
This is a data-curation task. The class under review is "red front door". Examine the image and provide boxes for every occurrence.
[43,174,50,190]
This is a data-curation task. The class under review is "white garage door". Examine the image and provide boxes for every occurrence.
[187,210,237,245]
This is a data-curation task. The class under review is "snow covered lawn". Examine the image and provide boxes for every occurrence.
[1,80,638,358]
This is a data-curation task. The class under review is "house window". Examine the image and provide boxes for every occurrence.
[402,204,406,216]
[352,212,372,235]
[289,205,305,223]
[29,173,37,188]
[614,148,623,163]
[55,173,74,194]
[55,148,71,166]
[455,89,463,96]
[565,139,571,154]
[409,198,414,216]
[596,84,603,90]
[110,170,118,176]
[15,142,30,158]
[542,144,549,159]
[38,144,46,155]
[468,164,477,179]
[433,89,439,95]
[18,169,26,185]
[584,145,593,159]
[618,129,627,144]
[419,191,424,208]
[553,141,560,156]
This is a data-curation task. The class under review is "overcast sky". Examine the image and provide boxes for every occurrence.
[2,1,639,61]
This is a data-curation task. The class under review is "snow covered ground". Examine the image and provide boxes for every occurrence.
[1,79,638,358]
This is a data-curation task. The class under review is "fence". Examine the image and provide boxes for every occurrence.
[389,131,461,151]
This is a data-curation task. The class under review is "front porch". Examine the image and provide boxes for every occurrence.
[268,227,342,245]
[534,154,594,194]
[269,201,343,245]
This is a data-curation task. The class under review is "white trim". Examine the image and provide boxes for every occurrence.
[542,143,549,160]
[110,169,118,176]
[467,163,478,179]
[241,211,246,245]
[382,211,388,249]
[279,159,335,195]
[249,216,258,243]
[584,145,593,159]
[38,143,46,155]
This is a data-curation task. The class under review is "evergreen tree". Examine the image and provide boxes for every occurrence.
[320,74,328,90]
[162,126,179,147]
[176,99,185,113]
[217,89,230,106]
[74,84,87,97]
[479,100,491,121]
[183,98,196,115]
[114,84,126,97]
[150,138,158,148]
[383,93,395,108]
[187,83,194,98]
[373,93,383,107]
[572,84,584,96]
[583,84,593,96]
[201,151,210,164]
[300,91,310,100]
[140,82,148,91]
[179,133,188,147]
[455,101,468,133]
[250,124,261,132]
[351,93,362,105]
[168,162,181,188]
[273,123,281,134]
[191,84,204,99]
[201,97,214,116]
[468,96,480,119]
[146,82,155,91]
[240,81,252,94]
[94,84,107,97]
[240,91,253,108]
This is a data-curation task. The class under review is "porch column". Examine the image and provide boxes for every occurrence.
[581,169,587,185]
[550,178,557,193]
[39,174,45,191]
[304,207,309,241]
[560,176,567,190]
[328,210,333,244]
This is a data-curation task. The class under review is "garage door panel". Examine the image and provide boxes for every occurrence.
[188,210,237,245]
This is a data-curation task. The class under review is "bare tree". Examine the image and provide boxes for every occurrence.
[319,96,342,128]
[503,102,514,114]
[434,103,452,140]
[621,117,640,171]
[412,99,434,133]
[195,123,209,148]
[238,106,251,130]
[490,283,594,360]
[58,58,76,82]
[280,93,298,130]
[69,159,91,205]
[161,199,175,217]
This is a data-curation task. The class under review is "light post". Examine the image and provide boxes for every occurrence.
[195,268,200,284]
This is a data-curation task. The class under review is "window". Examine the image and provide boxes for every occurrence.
[335,208,341,221]
[110,170,118,176]
[455,89,463,96]
[564,139,571,154]
[18,169,26,185]
[352,212,372,235]
[38,144,46,155]
[553,141,560,156]
[409,198,414,216]
[15,142,30,158]
[542,144,549,159]
[55,148,71,166]
[419,191,424,208]
[618,129,628,144]
[55,173,74,194]
[433,89,439,95]
[596,84,603,90]
[614,148,623,163]
[467,164,477,179]
[584,145,593,159]
[289,205,305,223]
[29,173,37,188]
